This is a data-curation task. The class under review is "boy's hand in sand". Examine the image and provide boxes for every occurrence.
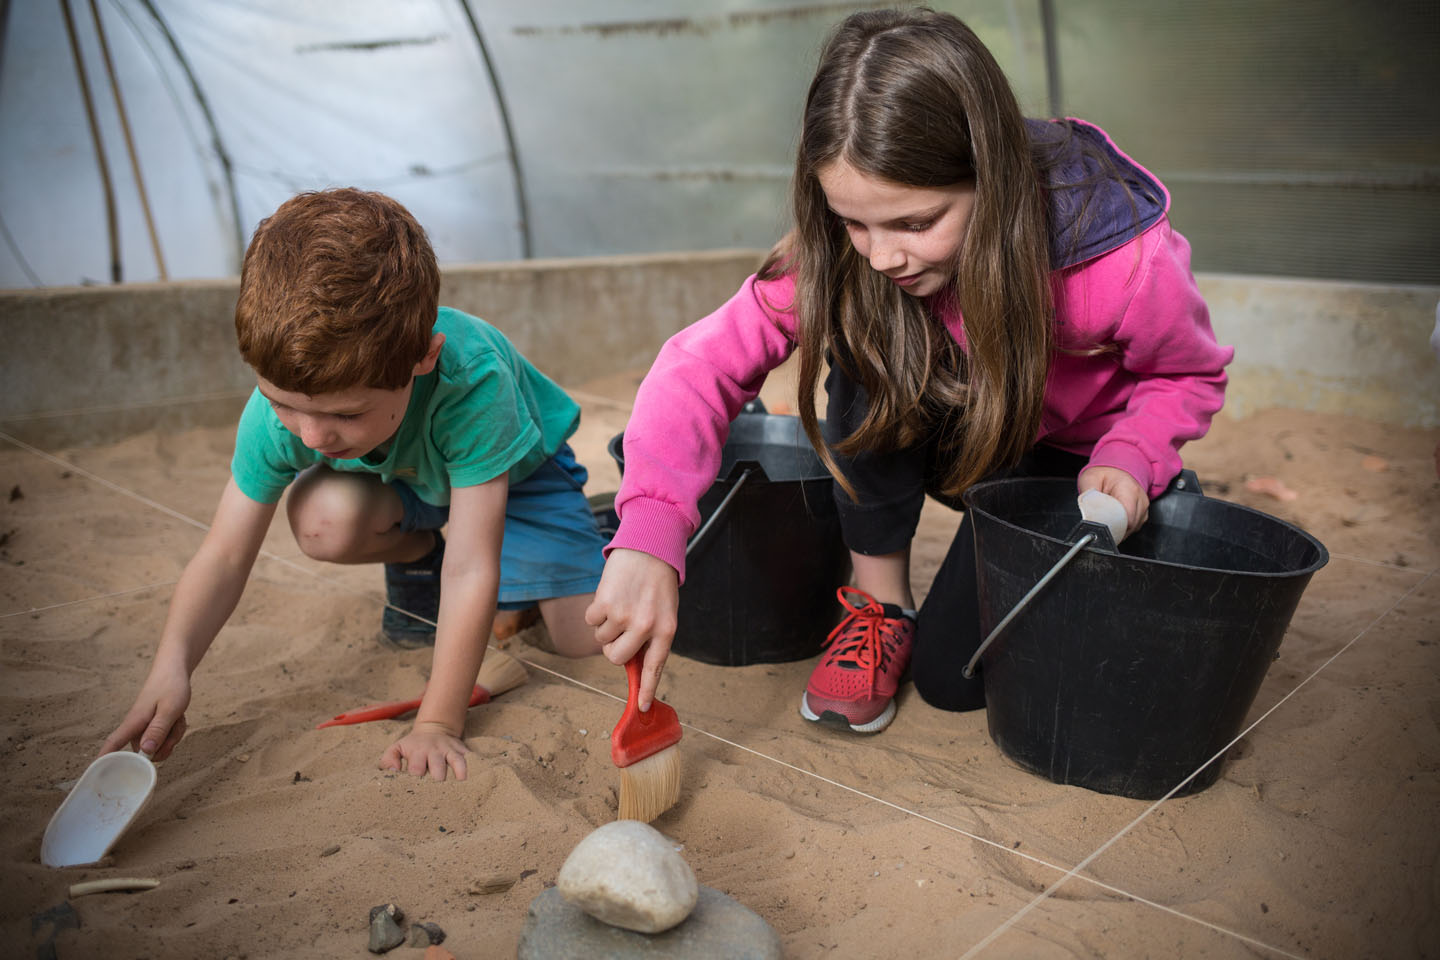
[381,722,470,782]
[1078,466,1150,537]
[586,547,678,711]
[101,662,191,761]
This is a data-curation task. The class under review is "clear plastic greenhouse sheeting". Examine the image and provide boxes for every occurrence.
[0,1,1046,288]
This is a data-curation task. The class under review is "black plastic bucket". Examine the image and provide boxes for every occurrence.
[603,407,851,666]
[962,474,1328,799]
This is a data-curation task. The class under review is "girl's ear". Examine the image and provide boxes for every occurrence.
[413,333,446,376]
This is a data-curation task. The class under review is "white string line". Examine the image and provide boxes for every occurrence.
[2,431,212,532]
[1328,551,1432,572]
[0,581,178,620]
[560,388,635,413]
[2,428,1416,958]
[508,652,1308,960]
[0,431,343,595]
[959,569,1434,960]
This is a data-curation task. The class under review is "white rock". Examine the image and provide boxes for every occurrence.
[555,820,698,933]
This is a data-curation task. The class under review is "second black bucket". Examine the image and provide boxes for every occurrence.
[605,405,851,666]
[962,474,1328,800]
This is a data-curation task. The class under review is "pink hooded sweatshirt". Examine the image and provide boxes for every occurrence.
[609,120,1234,582]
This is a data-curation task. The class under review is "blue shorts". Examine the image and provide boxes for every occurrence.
[392,443,607,609]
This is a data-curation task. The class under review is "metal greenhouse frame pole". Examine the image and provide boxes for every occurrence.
[457,1,532,258]
[59,0,121,282]
[88,0,167,279]
[136,0,245,273]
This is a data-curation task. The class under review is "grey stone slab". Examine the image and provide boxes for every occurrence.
[518,885,781,960]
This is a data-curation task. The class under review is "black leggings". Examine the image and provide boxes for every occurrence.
[823,363,1088,712]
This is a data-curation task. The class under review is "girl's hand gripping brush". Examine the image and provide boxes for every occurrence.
[317,649,528,728]
[611,649,682,822]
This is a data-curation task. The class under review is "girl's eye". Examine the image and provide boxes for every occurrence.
[335,413,359,421]
[903,221,933,233]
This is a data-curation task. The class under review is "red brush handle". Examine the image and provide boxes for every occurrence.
[610,654,682,767]
[317,684,489,729]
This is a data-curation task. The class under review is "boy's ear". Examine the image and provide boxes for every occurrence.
[413,333,445,376]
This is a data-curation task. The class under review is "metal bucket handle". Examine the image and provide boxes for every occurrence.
[685,464,759,558]
[683,397,772,559]
[959,469,1203,679]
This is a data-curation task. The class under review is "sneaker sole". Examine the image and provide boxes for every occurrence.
[799,695,896,734]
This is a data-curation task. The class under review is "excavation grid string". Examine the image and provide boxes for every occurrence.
[2,429,1410,960]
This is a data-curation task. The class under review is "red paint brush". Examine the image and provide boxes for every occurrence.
[317,649,528,728]
[611,650,683,822]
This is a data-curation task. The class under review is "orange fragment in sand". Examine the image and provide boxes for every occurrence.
[1361,455,1388,473]
[424,947,457,960]
[1244,475,1298,502]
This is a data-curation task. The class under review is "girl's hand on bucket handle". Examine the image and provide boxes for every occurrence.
[586,548,679,711]
[1078,466,1150,537]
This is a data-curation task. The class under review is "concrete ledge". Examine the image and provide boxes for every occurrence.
[1200,274,1440,428]
[2,253,1436,445]
[0,249,763,432]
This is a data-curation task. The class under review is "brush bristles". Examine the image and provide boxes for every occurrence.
[478,649,529,698]
[617,744,682,823]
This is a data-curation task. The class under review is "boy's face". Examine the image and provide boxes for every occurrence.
[256,333,444,460]
[257,377,415,460]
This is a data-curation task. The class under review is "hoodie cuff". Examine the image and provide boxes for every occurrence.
[1085,441,1162,499]
[603,497,694,584]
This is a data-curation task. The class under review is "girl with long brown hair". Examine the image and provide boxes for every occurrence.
[587,8,1232,733]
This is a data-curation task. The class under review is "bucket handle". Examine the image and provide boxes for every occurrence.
[959,519,1115,680]
[959,467,1204,679]
[685,467,758,558]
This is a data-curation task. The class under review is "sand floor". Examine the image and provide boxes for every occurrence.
[1,367,1437,959]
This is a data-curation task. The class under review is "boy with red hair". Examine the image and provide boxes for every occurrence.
[103,188,606,781]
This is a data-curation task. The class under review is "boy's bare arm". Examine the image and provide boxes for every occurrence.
[381,475,506,781]
[102,477,277,758]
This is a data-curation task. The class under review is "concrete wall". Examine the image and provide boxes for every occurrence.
[1200,275,1439,427]
[2,251,1436,447]
[0,250,763,446]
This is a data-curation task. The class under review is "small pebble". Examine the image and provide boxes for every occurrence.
[407,921,446,946]
[469,872,517,895]
[236,754,250,763]
[320,845,341,857]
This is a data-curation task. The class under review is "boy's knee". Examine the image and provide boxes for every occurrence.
[287,470,379,560]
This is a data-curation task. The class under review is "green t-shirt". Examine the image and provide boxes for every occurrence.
[231,307,581,506]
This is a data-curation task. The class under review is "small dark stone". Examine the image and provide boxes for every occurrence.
[8,485,22,502]
[368,903,406,954]
[407,921,446,946]
[292,771,311,783]
[30,900,80,960]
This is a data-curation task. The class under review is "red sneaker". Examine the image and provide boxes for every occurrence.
[800,587,915,733]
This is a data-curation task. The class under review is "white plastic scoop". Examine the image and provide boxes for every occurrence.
[41,751,157,867]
